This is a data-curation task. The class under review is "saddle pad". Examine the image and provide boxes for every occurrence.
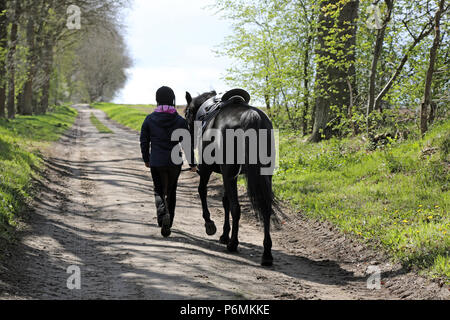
[195,96,221,125]
[195,89,251,132]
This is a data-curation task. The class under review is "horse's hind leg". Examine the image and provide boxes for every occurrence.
[261,213,273,266]
[219,192,230,244]
[199,169,217,236]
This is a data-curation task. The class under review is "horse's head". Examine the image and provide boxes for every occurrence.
[184,90,217,133]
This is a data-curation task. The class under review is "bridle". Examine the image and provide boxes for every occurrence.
[185,105,195,133]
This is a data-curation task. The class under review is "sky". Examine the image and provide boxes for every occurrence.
[114,0,234,105]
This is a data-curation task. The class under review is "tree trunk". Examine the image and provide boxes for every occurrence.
[366,0,394,137]
[264,92,271,115]
[6,0,21,119]
[347,79,358,136]
[374,24,434,109]
[428,101,437,125]
[39,39,54,115]
[0,87,5,118]
[310,102,316,134]
[310,0,359,142]
[0,0,6,118]
[264,69,271,116]
[0,86,4,118]
[301,35,312,136]
[21,9,37,116]
[421,0,445,135]
[17,92,24,115]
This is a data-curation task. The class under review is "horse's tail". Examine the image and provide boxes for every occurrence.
[240,109,274,221]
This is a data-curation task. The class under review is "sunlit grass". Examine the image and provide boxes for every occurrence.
[0,106,77,242]
[90,113,113,134]
[93,103,152,131]
[93,103,186,131]
[274,119,449,282]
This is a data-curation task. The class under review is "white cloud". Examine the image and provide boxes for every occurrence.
[115,65,229,105]
[114,0,233,104]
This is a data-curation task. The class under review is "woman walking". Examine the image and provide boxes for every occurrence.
[140,86,197,237]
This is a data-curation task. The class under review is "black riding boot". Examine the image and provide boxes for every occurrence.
[151,166,181,235]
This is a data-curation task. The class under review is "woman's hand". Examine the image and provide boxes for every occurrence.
[190,165,198,173]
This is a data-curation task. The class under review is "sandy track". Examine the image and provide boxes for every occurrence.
[0,105,447,300]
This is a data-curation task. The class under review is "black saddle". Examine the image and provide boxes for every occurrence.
[195,89,251,130]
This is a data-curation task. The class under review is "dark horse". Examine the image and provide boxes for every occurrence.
[185,91,276,266]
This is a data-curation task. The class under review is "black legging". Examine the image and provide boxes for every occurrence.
[150,166,182,227]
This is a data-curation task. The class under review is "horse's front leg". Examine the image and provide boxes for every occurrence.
[223,174,240,252]
[198,168,217,236]
[219,192,230,244]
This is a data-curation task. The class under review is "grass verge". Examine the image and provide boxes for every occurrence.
[92,102,186,131]
[275,119,449,282]
[0,105,78,242]
[93,103,153,131]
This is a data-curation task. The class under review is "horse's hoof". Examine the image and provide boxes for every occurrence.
[161,228,171,238]
[219,235,230,244]
[261,255,273,267]
[205,221,217,236]
[227,242,239,253]
[161,214,171,238]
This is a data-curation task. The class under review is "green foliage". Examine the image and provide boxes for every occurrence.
[215,0,449,138]
[383,150,405,173]
[215,0,317,131]
[435,130,450,162]
[0,106,77,241]
[274,119,450,282]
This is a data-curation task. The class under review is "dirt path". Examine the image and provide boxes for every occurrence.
[0,105,447,300]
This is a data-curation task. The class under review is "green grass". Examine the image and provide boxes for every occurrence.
[93,103,186,131]
[0,105,78,242]
[90,113,113,134]
[93,103,153,131]
[274,119,449,282]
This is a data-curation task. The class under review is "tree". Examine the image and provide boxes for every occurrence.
[216,0,449,137]
[215,0,318,130]
[6,0,21,119]
[19,0,41,115]
[0,0,131,117]
[309,0,359,142]
[421,0,448,135]
[366,0,394,135]
[77,25,132,102]
[0,1,7,118]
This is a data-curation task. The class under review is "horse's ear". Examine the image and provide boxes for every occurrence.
[186,92,192,105]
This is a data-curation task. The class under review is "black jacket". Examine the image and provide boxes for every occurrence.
[140,112,195,167]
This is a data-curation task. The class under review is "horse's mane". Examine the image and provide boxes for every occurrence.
[185,91,216,125]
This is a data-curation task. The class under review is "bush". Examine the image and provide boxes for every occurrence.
[383,151,404,173]
[439,132,450,162]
